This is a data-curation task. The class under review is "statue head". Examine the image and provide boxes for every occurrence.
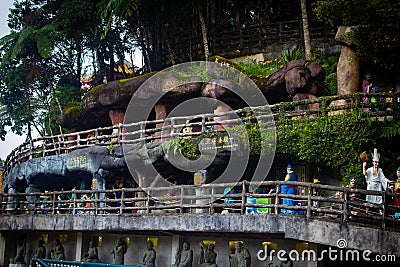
[182,242,190,250]
[147,241,154,250]
[234,242,243,252]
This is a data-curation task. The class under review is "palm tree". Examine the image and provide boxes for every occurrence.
[300,0,312,60]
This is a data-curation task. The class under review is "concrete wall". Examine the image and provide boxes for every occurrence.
[0,213,399,265]
[0,230,319,267]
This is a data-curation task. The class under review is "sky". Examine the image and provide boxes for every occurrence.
[0,0,143,160]
[0,0,25,160]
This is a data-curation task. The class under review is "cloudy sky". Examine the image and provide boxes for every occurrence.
[0,0,26,160]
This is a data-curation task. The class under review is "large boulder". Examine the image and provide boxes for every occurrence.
[59,59,326,131]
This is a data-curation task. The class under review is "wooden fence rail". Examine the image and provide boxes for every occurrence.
[1,180,399,230]
[3,92,400,175]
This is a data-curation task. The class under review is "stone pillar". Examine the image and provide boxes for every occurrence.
[0,233,6,267]
[213,104,232,131]
[154,103,172,139]
[109,110,125,143]
[171,235,180,266]
[67,128,78,147]
[108,110,125,125]
[334,26,360,113]
[337,45,360,95]
[75,232,83,261]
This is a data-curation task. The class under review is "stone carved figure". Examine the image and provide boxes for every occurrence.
[173,241,193,267]
[33,239,46,259]
[82,241,100,262]
[51,239,65,260]
[199,242,218,267]
[229,242,251,267]
[112,238,127,265]
[11,238,26,264]
[142,241,156,267]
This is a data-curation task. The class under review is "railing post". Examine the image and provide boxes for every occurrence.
[382,191,386,229]
[307,184,312,218]
[29,139,33,159]
[210,187,215,215]
[77,133,80,148]
[180,186,184,215]
[95,191,99,215]
[201,115,206,133]
[117,123,122,145]
[72,190,76,215]
[33,197,37,214]
[52,192,56,215]
[275,184,280,215]
[146,191,151,214]
[140,121,146,141]
[343,189,349,224]
[170,118,175,139]
[57,136,61,155]
[95,129,99,144]
[120,189,125,215]
[241,181,247,215]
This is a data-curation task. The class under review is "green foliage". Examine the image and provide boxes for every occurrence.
[276,111,378,168]
[313,53,339,95]
[381,119,400,138]
[226,123,274,156]
[165,137,200,160]
[340,164,364,187]
[170,61,211,83]
[238,58,286,77]
[313,0,400,70]
[282,48,305,63]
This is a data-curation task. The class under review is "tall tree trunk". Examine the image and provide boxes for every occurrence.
[300,0,312,60]
[198,1,210,61]
[40,60,63,115]
[136,11,152,72]
[76,41,82,85]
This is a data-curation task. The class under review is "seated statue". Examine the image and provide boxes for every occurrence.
[229,242,250,267]
[82,241,100,262]
[51,239,65,260]
[198,242,218,267]
[33,240,46,259]
[142,241,156,267]
[173,241,193,267]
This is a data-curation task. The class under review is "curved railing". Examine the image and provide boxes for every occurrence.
[1,180,399,230]
[4,92,400,175]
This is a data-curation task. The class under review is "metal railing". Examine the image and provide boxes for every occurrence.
[2,180,399,230]
[30,258,140,267]
[4,92,400,175]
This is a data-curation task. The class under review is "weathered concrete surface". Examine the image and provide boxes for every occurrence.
[0,214,399,257]
[3,146,125,194]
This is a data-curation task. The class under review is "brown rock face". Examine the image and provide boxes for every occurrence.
[337,46,360,95]
[60,59,326,133]
[109,110,125,125]
[256,59,325,103]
